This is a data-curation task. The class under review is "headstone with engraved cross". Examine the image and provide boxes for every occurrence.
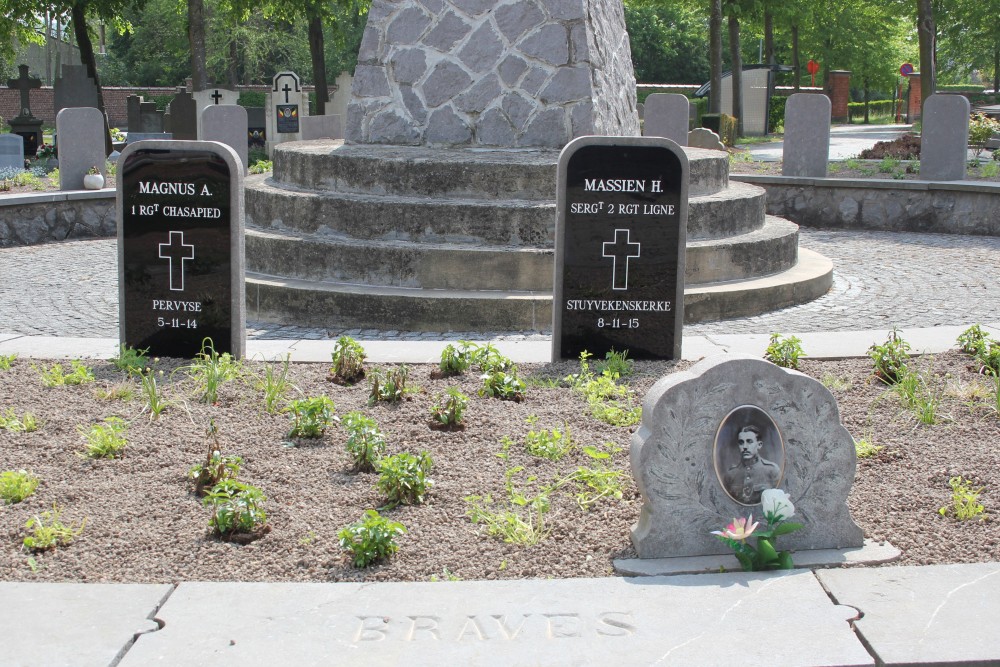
[552,136,688,361]
[192,86,239,139]
[6,65,44,157]
[266,71,309,155]
[116,140,246,358]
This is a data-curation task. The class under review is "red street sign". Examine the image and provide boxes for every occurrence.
[900,62,914,76]
[807,60,820,75]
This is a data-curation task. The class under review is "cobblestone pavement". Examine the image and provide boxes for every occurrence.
[2,229,999,341]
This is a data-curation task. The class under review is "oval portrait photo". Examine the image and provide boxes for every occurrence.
[713,405,785,505]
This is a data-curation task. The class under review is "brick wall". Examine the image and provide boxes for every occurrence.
[907,74,922,121]
[1,84,280,128]
[826,70,852,123]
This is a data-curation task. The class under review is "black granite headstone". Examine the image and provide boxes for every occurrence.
[552,137,688,360]
[117,141,245,358]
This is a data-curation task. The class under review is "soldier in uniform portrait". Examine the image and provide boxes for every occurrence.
[722,424,780,504]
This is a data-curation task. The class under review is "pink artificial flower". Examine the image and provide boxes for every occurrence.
[712,515,759,542]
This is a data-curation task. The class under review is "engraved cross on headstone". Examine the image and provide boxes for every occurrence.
[211,90,223,104]
[158,231,195,291]
[7,65,41,118]
[602,228,641,291]
[281,84,292,103]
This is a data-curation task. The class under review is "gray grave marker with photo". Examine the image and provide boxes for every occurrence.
[267,71,308,154]
[553,136,688,361]
[0,134,25,171]
[629,354,864,559]
[53,64,99,114]
[56,107,106,190]
[782,93,831,177]
[642,94,690,146]
[202,105,249,175]
[117,140,245,358]
[920,93,971,181]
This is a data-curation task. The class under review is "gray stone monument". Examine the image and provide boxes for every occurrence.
[328,71,353,118]
[267,71,309,155]
[166,89,198,141]
[6,65,44,157]
[687,127,724,151]
[56,107,107,190]
[0,134,25,171]
[920,93,971,181]
[53,64,99,115]
[347,0,640,147]
[301,114,343,140]
[202,105,249,175]
[642,93,690,145]
[629,354,864,559]
[192,87,239,139]
[782,93,831,178]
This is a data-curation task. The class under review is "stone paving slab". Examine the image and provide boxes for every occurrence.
[121,574,872,666]
[817,563,1000,666]
[0,582,172,667]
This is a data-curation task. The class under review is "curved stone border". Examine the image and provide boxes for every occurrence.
[734,174,1000,237]
[0,189,115,247]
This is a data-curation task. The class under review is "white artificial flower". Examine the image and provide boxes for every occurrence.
[761,488,795,522]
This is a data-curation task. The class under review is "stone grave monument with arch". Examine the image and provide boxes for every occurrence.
[243,0,832,331]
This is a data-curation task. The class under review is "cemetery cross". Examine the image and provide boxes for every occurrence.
[8,65,41,117]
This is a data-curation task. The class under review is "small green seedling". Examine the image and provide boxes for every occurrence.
[256,353,294,414]
[203,479,268,536]
[36,360,95,387]
[342,411,387,472]
[595,348,634,378]
[111,344,151,376]
[94,380,136,402]
[330,336,367,384]
[368,366,409,404]
[377,451,434,507]
[470,343,514,373]
[867,328,910,384]
[956,325,991,356]
[939,476,986,521]
[479,370,525,401]
[141,368,169,419]
[438,341,474,375]
[23,504,86,551]
[1,469,39,504]
[338,509,406,568]
[430,387,468,428]
[79,416,128,458]
[286,396,336,438]
[764,333,806,369]
[189,420,242,495]
[0,353,16,370]
[180,338,242,404]
[854,438,884,459]
[0,408,39,432]
[523,415,573,460]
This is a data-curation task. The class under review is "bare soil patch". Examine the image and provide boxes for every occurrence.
[1,351,997,583]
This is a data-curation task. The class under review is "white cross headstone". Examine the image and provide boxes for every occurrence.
[266,71,309,156]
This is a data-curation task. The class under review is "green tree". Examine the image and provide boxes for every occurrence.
[938,0,1000,94]
[624,1,709,84]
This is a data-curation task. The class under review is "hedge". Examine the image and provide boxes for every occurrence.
[848,99,895,122]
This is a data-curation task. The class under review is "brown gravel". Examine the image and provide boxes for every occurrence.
[1,351,997,583]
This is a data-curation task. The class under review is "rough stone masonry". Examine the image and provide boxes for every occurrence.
[347,0,640,147]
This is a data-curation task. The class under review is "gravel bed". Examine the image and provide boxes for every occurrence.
[1,351,997,583]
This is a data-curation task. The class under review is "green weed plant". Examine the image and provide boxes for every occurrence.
[0,353,16,370]
[595,349,634,378]
[465,467,551,545]
[23,504,86,551]
[111,344,151,376]
[438,341,474,375]
[377,451,434,507]
[342,411,387,472]
[0,408,39,432]
[764,333,806,369]
[479,370,526,401]
[0,470,39,504]
[36,360,95,387]
[180,338,242,404]
[368,366,409,404]
[938,476,986,521]
[867,328,910,384]
[203,479,268,536]
[256,354,294,414]
[893,368,944,425]
[430,387,468,427]
[523,415,574,460]
[79,416,128,458]
[189,420,242,495]
[854,437,884,459]
[330,336,367,384]
[286,396,336,438]
[141,369,169,420]
[95,380,136,402]
[338,509,406,568]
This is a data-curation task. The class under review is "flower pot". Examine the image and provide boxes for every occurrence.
[83,173,105,190]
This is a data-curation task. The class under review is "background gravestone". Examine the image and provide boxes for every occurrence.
[0,134,25,171]
[782,93,831,178]
[266,71,309,155]
[301,115,343,140]
[53,64,99,115]
[246,107,266,149]
[920,93,971,181]
[687,127,724,151]
[6,65,44,157]
[630,354,864,558]
[202,105,249,175]
[347,0,639,147]
[116,140,245,358]
[642,93,690,145]
[553,136,687,360]
[56,107,106,190]
[192,87,239,139]
[166,89,198,141]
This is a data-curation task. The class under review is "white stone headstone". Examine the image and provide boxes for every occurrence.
[202,105,249,175]
[328,71,353,118]
[920,93,971,181]
[192,87,240,139]
[266,71,309,155]
[300,115,343,141]
[56,107,107,190]
[687,127,725,151]
[643,94,691,145]
[0,134,24,171]
[782,93,831,177]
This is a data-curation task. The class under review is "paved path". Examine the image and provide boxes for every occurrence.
[4,229,1000,340]
[746,124,915,162]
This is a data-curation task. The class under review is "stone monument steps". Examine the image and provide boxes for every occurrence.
[244,246,831,332]
[686,216,799,284]
[687,181,767,240]
[271,141,731,198]
[245,227,552,291]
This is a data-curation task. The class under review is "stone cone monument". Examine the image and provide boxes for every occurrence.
[243,0,831,331]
